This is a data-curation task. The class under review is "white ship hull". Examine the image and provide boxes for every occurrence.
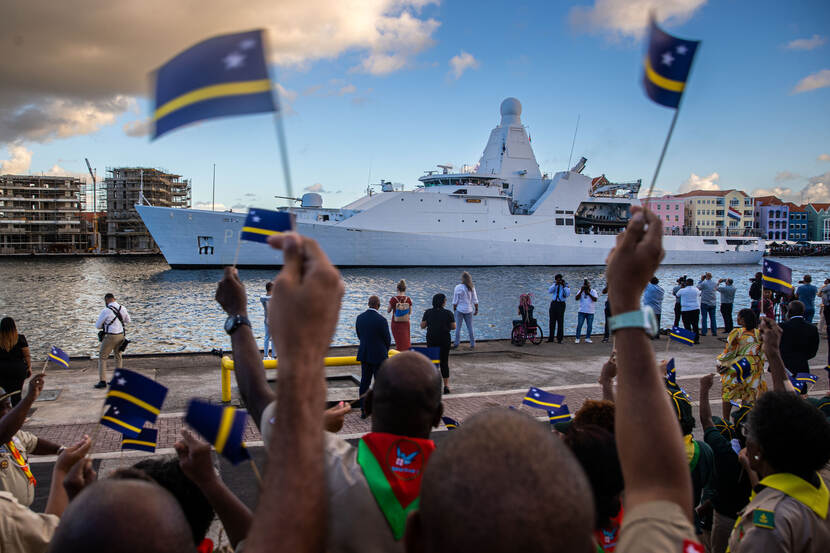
[136,205,764,268]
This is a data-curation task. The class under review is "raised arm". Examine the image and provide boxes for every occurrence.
[245,234,343,553]
[698,374,715,431]
[0,375,43,444]
[606,207,692,519]
[758,317,796,393]
[216,267,275,425]
[598,353,617,402]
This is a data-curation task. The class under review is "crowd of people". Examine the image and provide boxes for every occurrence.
[0,208,829,553]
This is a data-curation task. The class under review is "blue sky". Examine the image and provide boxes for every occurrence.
[2,0,829,209]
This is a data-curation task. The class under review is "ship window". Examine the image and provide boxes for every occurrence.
[556,218,564,225]
[565,210,574,215]
[565,219,573,225]
[502,183,509,189]
[556,210,564,214]
[322,215,329,221]
[703,239,718,245]
[454,189,467,195]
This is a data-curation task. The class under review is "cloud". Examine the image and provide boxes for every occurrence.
[123,117,153,138]
[569,0,707,39]
[752,171,830,204]
[338,84,357,95]
[275,83,298,115]
[775,170,800,183]
[304,182,331,193]
[792,69,830,94]
[818,154,830,162]
[1,1,440,143]
[449,51,479,79]
[785,34,826,51]
[678,171,720,193]
[351,96,371,106]
[194,201,229,211]
[0,143,33,174]
[44,164,88,180]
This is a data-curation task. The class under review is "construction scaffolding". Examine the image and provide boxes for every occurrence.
[0,174,91,253]
[104,167,191,251]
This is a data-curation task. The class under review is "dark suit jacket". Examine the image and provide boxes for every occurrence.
[780,316,820,374]
[356,309,391,364]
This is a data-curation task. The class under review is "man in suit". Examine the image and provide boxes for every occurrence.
[356,296,391,417]
[779,301,820,390]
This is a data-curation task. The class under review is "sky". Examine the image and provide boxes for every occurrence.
[1,0,829,211]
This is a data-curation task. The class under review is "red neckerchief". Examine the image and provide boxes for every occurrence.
[6,439,35,486]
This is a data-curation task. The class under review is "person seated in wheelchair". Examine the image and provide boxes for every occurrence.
[514,294,538,329]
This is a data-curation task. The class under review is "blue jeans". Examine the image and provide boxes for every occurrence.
[454,311,475,347]
[700,304,717,335]
[576,312,594,339]
[263,321,273,357]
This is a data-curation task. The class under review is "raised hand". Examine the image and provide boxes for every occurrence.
[323,401,351,433]
[216,267,249,317]
[26,374,45,401]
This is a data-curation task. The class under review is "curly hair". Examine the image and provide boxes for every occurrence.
[573,400,615,434]
[747,391,830,476]
[563,424,623,529]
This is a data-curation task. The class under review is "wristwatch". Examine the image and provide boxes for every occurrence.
[608,306,658,337]
[224,314,251,335]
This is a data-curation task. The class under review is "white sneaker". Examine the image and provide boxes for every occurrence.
[574,339,580,344]
[264,356,274,360]
[585,338,593,343]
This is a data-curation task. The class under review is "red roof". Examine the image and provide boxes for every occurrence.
[783,202,806,212]
[810,203,830,212]
[672,189,738,198]
[753,195,784,206]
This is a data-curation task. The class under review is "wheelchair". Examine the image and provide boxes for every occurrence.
[511,313,544,346]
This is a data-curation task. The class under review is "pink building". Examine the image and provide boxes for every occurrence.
[641,196,685,233]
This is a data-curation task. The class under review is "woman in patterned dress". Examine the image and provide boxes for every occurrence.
[716,308,766,420]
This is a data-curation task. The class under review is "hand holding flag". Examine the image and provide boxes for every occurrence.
[185,399,250,464]
[240,208,294,244]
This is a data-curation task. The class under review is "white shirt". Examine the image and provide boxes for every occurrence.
[95,302,131,334]
[452,284,479,314]
[676,287,701,312]
[577,288,599,314]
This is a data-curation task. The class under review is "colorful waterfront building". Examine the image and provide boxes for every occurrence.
[753,196,789,241]
[806,203,830,241]
[673,190,755,236]
[784,203,809,241]
[640,196,685,233]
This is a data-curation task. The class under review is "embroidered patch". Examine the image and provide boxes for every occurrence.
[0,459,8,470]
[682,540,704,553]
[385,438,425,482]
[753,509,775,529]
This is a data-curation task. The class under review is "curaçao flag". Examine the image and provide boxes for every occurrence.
[240,208,294,244]
[185,400,251,464]
[762,259,793,294]
[105,369,168,423]
[522,387,565,410]
[548,404,571,424]
[441,416,459,430]
[669,327,696,346]
[121,428,158,453]
[642,15,700,109]
[152,30,276,139]
[412,347,441,365]
[100,405,145,439]
[48,346,70,368]
[728,207,741,221]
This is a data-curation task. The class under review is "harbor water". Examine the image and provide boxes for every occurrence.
[1,256,827,356]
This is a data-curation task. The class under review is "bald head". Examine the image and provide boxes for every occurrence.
[49,479,196,553]
[369,351,442,438]
[407,409,594,553]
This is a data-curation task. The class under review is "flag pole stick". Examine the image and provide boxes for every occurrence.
[665,336,671,354]
[269,65,294,200]
[231,238,242,269]
[40,358,49,375]
[249,457,263,487]
[645,108,680,201]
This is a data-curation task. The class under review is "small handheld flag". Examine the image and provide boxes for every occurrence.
[152,30,276,139]
[548,404,571,424]
[185,400,251,464]
[642,16,700,109]
[240,208,294,244]
[665,358,676,384]
[669,327,696,346]
[412,347,441,365]
[100,405,145,439]
[442,416,459,430]
[790,373,818,394]
[48,346,70,368]
[762,259,793,294]
[730,358,752,383]
[105,369,168,423]
[121,428,158,453]
[522,387,565,410]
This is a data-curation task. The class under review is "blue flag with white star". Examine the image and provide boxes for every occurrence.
[522,387,565,410]
[152,29,276,139]
[121,428,158,453]
[240,208,294,243]
[790,373,818,394]
[442,416,459,430]
[48,346,70,368]
[642,16,700,109]
[669,327,696,346]
[100,405,145,439]
[548,404,571,424]
[105,369,168,423]
[762,259,793,295]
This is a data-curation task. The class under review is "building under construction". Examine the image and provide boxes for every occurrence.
[0,174,91,253]
[104,167,191,251]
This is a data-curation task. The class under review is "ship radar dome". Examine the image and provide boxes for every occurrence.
[500,97,522,126]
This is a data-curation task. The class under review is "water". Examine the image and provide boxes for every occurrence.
[1,256,827,356]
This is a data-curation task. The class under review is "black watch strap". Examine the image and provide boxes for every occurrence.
[225,314,251,335]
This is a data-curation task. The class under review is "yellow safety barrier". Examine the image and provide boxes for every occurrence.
[220,350,401,403]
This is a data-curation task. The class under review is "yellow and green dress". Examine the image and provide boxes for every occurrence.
[717,328,766,404]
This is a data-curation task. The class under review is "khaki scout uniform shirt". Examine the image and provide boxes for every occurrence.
[727,469,830,552]
[616,500,702,553]
[0,490,59,553]
[260,402,403,553]
[0,430,38,507]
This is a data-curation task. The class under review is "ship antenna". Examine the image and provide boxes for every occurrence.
[567,114,581,171]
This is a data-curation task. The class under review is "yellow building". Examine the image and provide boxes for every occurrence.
[674,189,755,236]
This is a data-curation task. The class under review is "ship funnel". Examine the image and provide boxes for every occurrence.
[571,157,587,174]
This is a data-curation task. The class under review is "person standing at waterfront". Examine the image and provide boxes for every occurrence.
[779,301,819,388]
[716,308,766,419]
[355,296,391,418]
[697,273,718,336]
[641,277,664,336]
[387,280,412,351]
[0,318,30,407]
[421,293,456,394]
[601,286,611,343]
[749,272,763,317]
[547,274,569,343]
[574,279,598,344]
[672,276,685,328]
[93,293,131,389]
[716,278,736,334]
[677,278,701,343]
[794,274,818,323]
[452,272,478,349]
[260,281,274,359]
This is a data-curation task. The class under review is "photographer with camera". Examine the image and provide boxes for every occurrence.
[93,293,131,389]
[672,275,686,328]
[574,279,598,344]
[547,274,570,343]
